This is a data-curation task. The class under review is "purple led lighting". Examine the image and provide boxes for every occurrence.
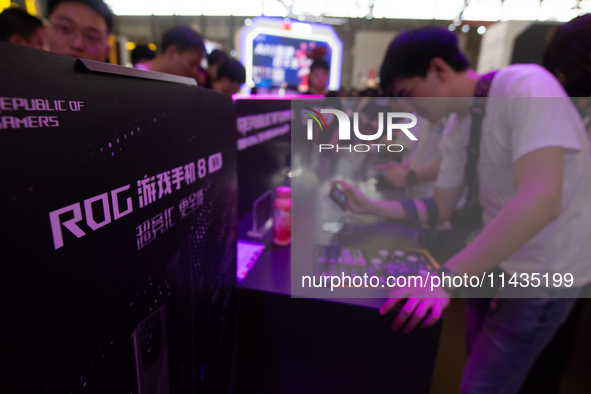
[232,94,325,100]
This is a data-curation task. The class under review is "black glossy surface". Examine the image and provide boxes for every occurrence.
[234,167,442,393]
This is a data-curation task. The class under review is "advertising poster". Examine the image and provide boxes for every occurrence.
[251,34,332,90]
[234,98,292,217]
[240,17,343,92]
[0,43,237,393]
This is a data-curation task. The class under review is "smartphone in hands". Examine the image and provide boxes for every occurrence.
[329,184,348,211]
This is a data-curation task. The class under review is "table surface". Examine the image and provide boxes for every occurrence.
[233,146,444,394]
[237,150,430,308]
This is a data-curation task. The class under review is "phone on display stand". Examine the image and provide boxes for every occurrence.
[328,184,348,211]
[132,305,169,394]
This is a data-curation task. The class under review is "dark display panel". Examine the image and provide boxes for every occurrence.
[0,43,237,393]
[234,98,292,218]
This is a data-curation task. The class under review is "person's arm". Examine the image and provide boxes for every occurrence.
[444,147,563,276]
[333,179,464,224]
[381,159,442,188]
[374,158,410,170]
[413,159,441,181]
[378,147,564,333]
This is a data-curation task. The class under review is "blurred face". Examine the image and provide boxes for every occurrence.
[165,46,203,79]
[309,67,328,91]
[391,61,454,123]
[214,77,241,94]
[47,2,110,62]
[8,26,46,50]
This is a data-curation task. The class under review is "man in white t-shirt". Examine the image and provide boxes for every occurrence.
[334,26,591,393]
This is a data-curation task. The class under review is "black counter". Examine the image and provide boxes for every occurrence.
[233,165,443,393]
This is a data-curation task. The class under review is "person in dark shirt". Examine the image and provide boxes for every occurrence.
[543,14,591,135]
[0,7,45,50]
[131,44,156,68]
[543,14,591,98]
[206,49,228,87]
[306,58,338,97]
[212,59,246,94]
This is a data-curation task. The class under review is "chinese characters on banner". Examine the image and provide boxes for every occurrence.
[49,152,224,251]
[135,189,206,250]
[137,161,199,208]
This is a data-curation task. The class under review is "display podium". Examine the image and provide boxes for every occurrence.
[233,164,442,393]
[234,98,292,218]
[0,43,237,393]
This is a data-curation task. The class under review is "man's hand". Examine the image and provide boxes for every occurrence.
[379,285,450,333]
[331,180,373,214]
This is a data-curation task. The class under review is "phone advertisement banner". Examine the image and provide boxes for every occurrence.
[0,43,237,393]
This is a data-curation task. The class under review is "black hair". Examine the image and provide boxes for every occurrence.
[161,25,205,54]
[131,44,156,64]
[47,0,114,32]
[543,14,591,97]
[0,8,43,41]
[310,58,329,73]
[379,26,469,94]
[217,59,246,84]
[207,49,227,66]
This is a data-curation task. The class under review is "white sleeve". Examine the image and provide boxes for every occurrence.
[503,69,583,161]
[434,115,468,189]
[510,99,582,162]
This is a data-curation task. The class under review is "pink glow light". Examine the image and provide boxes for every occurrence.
[232,94,325,100]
